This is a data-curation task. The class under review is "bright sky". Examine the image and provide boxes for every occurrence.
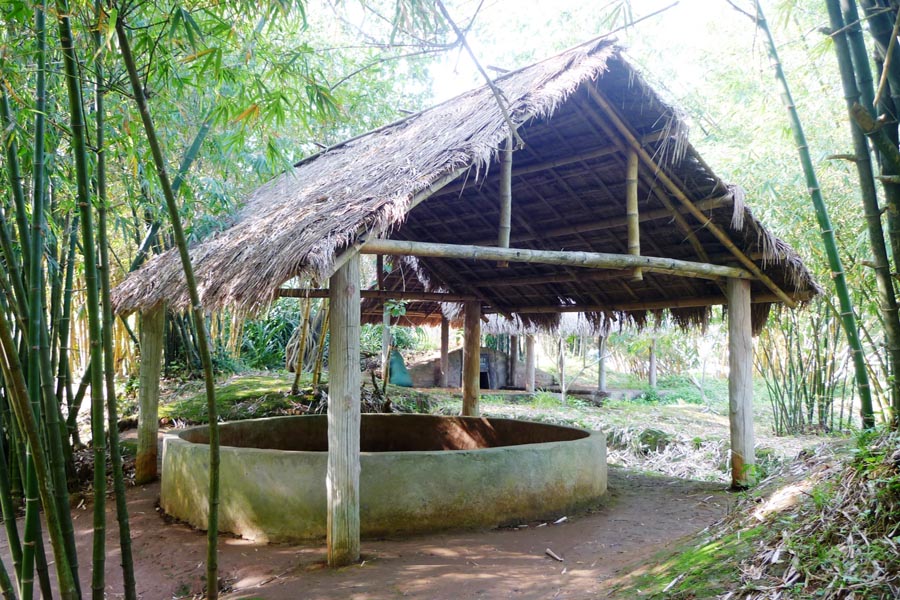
[430,0,773,107]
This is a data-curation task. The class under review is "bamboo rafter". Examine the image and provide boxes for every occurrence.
[586,86,797,308]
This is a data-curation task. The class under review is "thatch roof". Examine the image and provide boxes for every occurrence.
[112,38,818,333]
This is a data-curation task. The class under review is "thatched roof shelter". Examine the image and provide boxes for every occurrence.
[112,38,817,331]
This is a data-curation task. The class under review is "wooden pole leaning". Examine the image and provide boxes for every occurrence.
[136,303,165,484]
[327,253,361,567]
[626,149,642,281]
[585,86,796,308]
[727,278,755,489]
[462,301,481,416]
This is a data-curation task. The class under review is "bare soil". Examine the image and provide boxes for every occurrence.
[4,466,732,600]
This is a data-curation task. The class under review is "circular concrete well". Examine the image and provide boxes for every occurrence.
[160,414,607,542]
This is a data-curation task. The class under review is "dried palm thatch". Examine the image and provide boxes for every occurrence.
[112,38,818,333]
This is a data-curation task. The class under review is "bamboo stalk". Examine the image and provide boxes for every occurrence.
[625,149,641,281]
[584,86,796,307]
[497,135,513,268]
[750,0,874,427]
[827,0,900,427]
[361,238,753,281]
[116,17,222,596]
[94,7,137,593]
[0,314,78,598]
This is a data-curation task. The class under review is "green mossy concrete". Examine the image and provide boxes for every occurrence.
[160,414,607,542]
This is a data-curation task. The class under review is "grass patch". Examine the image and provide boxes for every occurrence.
[160,374,299,423]
[609,525,764,598]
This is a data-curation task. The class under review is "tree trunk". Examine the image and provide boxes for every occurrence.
[598,335,607,393]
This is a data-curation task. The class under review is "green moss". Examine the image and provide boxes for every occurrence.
[609,526,764,599]
[161,374,299,423]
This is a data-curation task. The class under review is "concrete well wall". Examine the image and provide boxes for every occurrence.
[160,414,607,542]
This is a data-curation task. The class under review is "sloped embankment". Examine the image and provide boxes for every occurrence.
[608,431,900,598]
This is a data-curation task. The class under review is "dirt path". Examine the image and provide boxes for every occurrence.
[3,466,731,599]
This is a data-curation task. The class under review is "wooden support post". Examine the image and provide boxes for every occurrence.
[381,308,391,380]
[727,278,755,489]
[626,149,642,281]
[525,334,536,393]
[598,335,607,393]
[440,316,449,387]
[509,335,518,387]
[648,338,657,389]
[136,303,165,484]
[462,301,481,416]
[498,135,513,267]
[558,337,566,404]
[327,254,361,567]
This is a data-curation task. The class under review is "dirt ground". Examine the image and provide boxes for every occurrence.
[4,466,732,600]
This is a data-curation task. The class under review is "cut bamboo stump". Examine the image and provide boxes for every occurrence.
[136,303,164,484]
[327,254,361,567]
[728,278,755,489]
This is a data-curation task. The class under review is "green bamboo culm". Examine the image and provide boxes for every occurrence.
[115,16,222,600]
[751,0,874,428]
[0,314,79,600]
[825,0,900,423]
[55,0,106,595]
[0,406,23,589]
[93,4,137,595]
[21,2,50,597]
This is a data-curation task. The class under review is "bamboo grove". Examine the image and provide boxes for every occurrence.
[3,0,900,598]
[0,0,453,597]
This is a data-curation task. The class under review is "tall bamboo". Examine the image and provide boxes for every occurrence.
[115,17,222,598]
[826,0,900,424]
[0,313,79,599]
[22,3,50,597]
[56,0,107,594]
[751,0,874,427]
[94,5,137,595]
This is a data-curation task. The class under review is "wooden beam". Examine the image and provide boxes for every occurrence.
[524,334,536,393]
[463,301,481,415]
[278,288,476,302]
[470,196,730,247]
[626,149,642,281]
[586,86,797,308]
[473,269,627,289]
[440,316,450,387]
[498,136,513,267]
[504,290,812,314]
[361,239,753,282]
[727,278,755,489]
[327,253,361,567]
[136,303,165,484]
